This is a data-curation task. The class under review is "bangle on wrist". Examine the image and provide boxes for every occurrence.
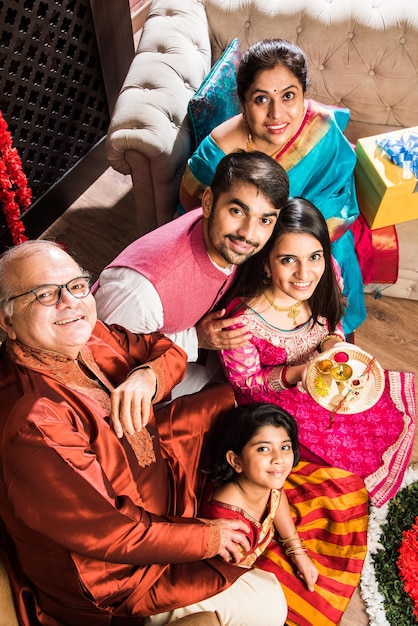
[279,529,298,545]
[285,538,307,557]
[320,333,344,353]
[281,365,297,388]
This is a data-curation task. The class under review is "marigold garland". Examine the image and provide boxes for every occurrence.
[0,111,30,245]
[397,518,418,620]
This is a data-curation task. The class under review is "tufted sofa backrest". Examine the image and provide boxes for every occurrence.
[203,0,418,144]
[106,0,418,232]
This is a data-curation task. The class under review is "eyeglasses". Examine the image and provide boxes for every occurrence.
[8,276,92,307]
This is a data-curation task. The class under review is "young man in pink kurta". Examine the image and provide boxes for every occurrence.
[94,151,289,400]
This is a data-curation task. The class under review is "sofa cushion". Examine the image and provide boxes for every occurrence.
[188,37,241,148]
[0,556,18,626]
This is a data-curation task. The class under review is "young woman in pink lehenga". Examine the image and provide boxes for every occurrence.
[217,197,415,508]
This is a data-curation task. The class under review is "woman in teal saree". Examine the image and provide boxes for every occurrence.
[179,39,366,336]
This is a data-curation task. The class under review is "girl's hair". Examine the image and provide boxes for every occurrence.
[220,197,346,331]
[210,403,300,483]
[237,38,309,102]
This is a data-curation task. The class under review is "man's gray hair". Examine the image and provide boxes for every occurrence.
[0,240,80,317]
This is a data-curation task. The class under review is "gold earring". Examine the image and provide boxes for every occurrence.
[263,267,272,285]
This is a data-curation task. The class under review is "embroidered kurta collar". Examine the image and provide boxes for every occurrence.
[6,338,111,389]
[6,339,156,468]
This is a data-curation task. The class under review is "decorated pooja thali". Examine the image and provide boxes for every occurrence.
[306,347,385,414]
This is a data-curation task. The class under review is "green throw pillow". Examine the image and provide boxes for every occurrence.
[188,38,242,148]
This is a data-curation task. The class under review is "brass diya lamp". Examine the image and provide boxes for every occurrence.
[331,363,353,382]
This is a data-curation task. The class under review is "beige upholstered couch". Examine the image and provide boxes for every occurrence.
[106,0,418,299]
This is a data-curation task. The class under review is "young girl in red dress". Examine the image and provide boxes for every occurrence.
[200,402,369,626]
[200,402,318,591]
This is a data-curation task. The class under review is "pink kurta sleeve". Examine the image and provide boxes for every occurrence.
[217,300,286,398]
[219,340,284,396]
[218,298,343,400]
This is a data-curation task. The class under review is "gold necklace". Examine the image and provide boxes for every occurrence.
[264,290,303,326]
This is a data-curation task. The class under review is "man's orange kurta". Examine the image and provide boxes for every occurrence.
[0,321,239,626]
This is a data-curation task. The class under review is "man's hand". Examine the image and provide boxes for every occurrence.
[204,518,251,564]
[197,309,251,351]
[110,367,157,438]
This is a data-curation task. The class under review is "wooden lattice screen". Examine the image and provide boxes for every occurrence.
[0,0,110,247]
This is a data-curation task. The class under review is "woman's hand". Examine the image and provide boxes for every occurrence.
[299,363,311,390]
[284,363,309,388]
[320,334,345,353]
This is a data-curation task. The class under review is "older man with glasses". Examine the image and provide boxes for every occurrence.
[0,240,287,626]
[7,275,93,306]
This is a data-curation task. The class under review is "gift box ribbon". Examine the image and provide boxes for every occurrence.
[376,132,418,180]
